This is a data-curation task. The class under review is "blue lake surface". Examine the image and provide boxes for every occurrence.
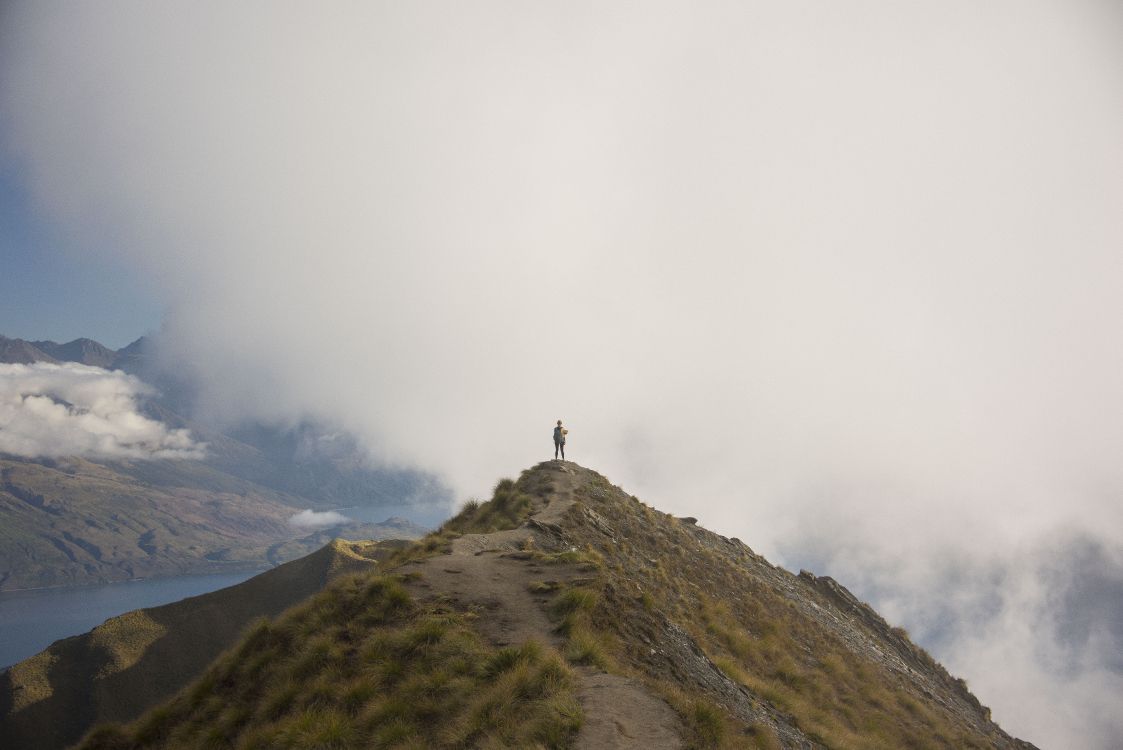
[0,571,257,670]
[0,503,451,670]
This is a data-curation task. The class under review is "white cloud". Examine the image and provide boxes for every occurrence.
[288,509,350,531]
[3,2,1123,746]
[0,362,205,460]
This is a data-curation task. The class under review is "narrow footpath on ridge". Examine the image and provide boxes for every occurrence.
[401,461,684,749]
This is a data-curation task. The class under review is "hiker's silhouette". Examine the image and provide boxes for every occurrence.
[553,420,567,460]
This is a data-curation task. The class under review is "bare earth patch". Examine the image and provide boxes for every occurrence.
[576,669,684,750]
[402,461,685,748]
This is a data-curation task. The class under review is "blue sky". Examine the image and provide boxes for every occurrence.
[0,154,162,349]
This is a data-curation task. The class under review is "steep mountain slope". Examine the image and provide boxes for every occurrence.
[0,456,426,590]
[0,336,58,365]
[0,538,407,750]
[29,338,118,368]
[68,462,1036,749]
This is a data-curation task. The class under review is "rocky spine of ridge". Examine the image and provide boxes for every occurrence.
[0,336,61,365]
[0,334,136,369]
[29,338,119,369]
[62,462,1036,750]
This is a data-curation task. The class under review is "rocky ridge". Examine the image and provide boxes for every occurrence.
[51,462,1038,749]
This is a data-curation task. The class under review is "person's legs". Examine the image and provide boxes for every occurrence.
[554,440,560,459]
[560,442,565,460]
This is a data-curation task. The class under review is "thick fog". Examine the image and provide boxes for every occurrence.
[3,2,1122,746]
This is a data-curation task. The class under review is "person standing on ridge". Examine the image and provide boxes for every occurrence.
[553,420,568,460]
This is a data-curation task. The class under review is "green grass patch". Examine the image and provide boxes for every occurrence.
[380,478,540,570]
[443,478,534,535]
[78,574,581,750]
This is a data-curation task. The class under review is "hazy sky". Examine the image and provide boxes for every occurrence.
[3,2,1122,746]
[0,161,160,349]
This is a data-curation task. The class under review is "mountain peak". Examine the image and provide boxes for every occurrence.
[60,461,1036,749]
[29,338,118,368]
[0,335,58,365]
[0,334,153,371]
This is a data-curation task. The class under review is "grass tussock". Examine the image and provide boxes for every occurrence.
[518,545,605,571]
[694,596,988,750]
[443,479,534,535]
[658,686,760,750]
[538,464,1000,750]
[382,478,539,569]
[79,574,581,750]
[544,584,614,671]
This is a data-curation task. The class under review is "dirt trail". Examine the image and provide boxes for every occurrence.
[403,461,683,749]
[575,670,685,750]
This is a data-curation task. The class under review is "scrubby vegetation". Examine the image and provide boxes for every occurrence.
[443,479,534,535]
[381,478,540,567]
[550,467,1004,749]
[71,461,1022,750]
[694,597,987,749]
[547,585,613,670]
[80,575,581,749]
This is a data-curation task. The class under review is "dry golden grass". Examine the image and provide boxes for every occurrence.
[88,611,168,679]
[79,575,581,750]
[379,477,540,570]
[555,465,1000,750]
[77,462,1009,750]
[6,650,57,711]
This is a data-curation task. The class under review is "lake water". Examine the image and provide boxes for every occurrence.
[2,502,453,669]
[0,571,257,670]
[0,503,451,670]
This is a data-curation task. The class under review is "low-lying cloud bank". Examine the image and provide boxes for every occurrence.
[287,509,350,530]
[0,362,205,460]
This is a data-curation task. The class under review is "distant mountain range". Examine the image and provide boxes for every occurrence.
[0,335,124,369]
[0,334,446,590]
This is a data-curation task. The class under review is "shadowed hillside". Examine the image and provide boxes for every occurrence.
[44,462,1037,749]
[0,538,413,749]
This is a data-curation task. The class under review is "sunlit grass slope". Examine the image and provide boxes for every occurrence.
[81,578,580,749]
[76,476,580,750]
[72,462,1033,750]
[0,539,388,750]
[532,464,1032,749]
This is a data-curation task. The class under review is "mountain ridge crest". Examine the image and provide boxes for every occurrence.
[22,461,1037,750]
